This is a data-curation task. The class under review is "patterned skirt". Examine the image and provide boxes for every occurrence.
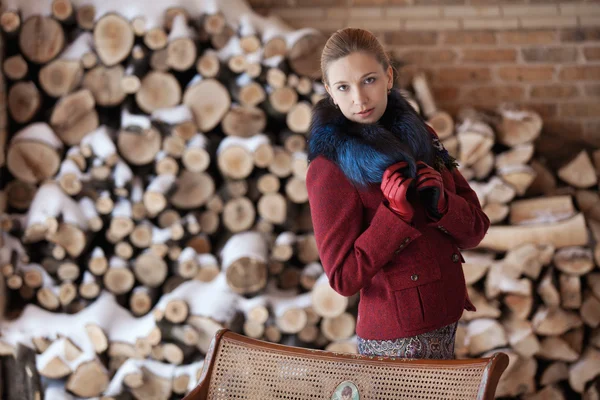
[357,322,458,359]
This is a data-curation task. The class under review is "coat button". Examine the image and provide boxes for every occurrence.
[411,274,418,281]
[452,253,460,263]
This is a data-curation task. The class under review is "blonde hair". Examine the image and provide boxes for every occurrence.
[320,28,392,84]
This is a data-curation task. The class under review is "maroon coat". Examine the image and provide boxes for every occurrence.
[306,155,490,340]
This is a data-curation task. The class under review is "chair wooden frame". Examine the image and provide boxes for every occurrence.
[184,329,509,400]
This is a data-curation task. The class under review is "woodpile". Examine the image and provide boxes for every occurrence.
[0,0,338,399]
[0,1,598,400]
[408,73,600,399]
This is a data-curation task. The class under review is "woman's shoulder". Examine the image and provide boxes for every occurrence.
[306,155,358,191]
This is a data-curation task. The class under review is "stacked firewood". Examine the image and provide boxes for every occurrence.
[409,75,600,399]
[0,1,599,399]
[0,0,346,399]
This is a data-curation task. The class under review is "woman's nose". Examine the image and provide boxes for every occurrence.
[352,88,367,105]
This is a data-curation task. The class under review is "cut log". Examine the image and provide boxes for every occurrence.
[509,196,575,226]
[8,81,41,124]
[532,307,583,336]
[412,72,437,118]
[3,55,27,80]
[495,354,536,398]
[541,362,569,386]
[20,16,65,63]
[496,144,535,169]
[183,78,231,132]
[118,125,162,166]
[66,359,109,398]
[560,274,581,310]
[136,72,181,114]
[466,319,507,355]
[537,336,579,362]
[427,111,454,140]
[569,347,600,393]
[554,247,594,276]
[483,203,509,224]
[94,13,134,66]
[495,106,542,147]
[456,118,495,166]
[321,312,355,341]
[0,10,20,33]
[503,318,539,358]
[83,65,126,107]
[498,165,537,196]
[220,232,268,294]
[504,294,533,320]
[221,105,266,137]
[478,213,589,252]
[558,150,597,189]
[472,152,494,180]
[50,89,98,145]
[7,123,62,184]
[311,274,348,318]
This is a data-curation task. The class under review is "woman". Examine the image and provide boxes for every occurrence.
[306,28,490,359]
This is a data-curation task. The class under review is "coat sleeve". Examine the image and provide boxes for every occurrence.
[429,167,490,250]
[306,156,423,297]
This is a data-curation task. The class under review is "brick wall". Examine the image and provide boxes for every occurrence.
[251,0,600,162]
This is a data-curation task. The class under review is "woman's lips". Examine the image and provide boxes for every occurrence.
[356,108,374,118]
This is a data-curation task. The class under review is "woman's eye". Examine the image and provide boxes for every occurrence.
[337,85,348,91]
[365,77,375,84]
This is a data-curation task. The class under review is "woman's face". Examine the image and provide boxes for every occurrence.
[325,51,393,124]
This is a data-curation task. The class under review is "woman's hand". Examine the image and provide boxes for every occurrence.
[381,161,414,223]
[415,161,448,220]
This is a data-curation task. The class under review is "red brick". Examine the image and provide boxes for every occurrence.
[431,86,460,103]
[296,0,347,6]
[521,47,578,63]
[560,66,600,81]
[584,121,600,147]
[463,85,525,103]
[517,103,558,119]
[415,0,465,4]
[442,31,496,45]
[585,84,600,97]
[396,64,433,88]
[583,47,600,61]
[561,28,600,42]
[497,66,556,81]
[499,30,557,45]
[433,67,492,84]
[530,84,579,99]
[247,0,292,6]
[393,48,457,64]
[351,0,389,4]
[472,0,525,3]
[462,49,517,63]
[385,31,438,46]
[560,102,600,118]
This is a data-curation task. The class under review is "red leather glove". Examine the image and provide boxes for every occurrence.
[415,161,448,220]
[381,161,414,223]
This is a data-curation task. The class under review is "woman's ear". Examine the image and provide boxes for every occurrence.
[386,66,393,90]
[324,83,333,100]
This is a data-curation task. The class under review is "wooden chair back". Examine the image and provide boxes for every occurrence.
[184,329,509,400]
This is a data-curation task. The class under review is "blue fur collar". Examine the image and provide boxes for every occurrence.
[308,89,436,189]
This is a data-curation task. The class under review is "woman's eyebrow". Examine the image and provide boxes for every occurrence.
[333,72,377,86]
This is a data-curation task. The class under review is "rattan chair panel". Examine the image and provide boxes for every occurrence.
[207,337,486,400]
